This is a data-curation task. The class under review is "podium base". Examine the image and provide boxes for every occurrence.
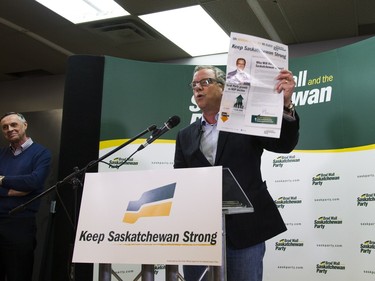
[98,264,123,281]
[165,265,185,281]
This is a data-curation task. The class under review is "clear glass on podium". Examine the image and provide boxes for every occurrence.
[222,167,253,214]
[203,167,254,281]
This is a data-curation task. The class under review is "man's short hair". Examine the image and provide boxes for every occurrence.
[236,58,246,65]
[0,112,27,123]
[193,65,226,86]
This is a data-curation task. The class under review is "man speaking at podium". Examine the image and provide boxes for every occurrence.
[174,65,299,281]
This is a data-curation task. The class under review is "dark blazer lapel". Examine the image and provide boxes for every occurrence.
[190,121,202,152]
[215,131,230,164]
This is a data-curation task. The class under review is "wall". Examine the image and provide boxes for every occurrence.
[0,74,65,113]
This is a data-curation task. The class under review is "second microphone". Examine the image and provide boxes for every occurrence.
[137,115,181,151]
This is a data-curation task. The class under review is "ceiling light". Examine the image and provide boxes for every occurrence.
[140,5,229,57]
[35,0,129,24]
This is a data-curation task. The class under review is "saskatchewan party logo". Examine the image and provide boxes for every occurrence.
[316,261,345,274]
[275,239,304,251]
[312,172,340,186]
[272,155,300,168]
[360,240,375,254]
[357,193,375,207]
[108,157,138,168]
[275,196,302,209]
[314,216,343,229]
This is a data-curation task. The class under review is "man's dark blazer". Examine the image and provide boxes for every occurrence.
[174,113,299,249]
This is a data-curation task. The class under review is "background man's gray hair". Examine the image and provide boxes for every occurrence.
[0,112,27,123]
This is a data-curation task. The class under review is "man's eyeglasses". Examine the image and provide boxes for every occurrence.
[189,78,220,89]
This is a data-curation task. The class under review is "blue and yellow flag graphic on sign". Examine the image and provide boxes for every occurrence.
[123,183,176,224]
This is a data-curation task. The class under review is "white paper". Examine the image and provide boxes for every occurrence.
[218,32,289,138]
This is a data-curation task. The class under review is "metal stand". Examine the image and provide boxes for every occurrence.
[142,265,155,281]
[98,263,128,281]
[98,264,111,281]
[207,213,227,281]
[133,264,155,281]
[165,265,186,281]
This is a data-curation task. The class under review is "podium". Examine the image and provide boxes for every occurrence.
[78,167,252,281]
[99,168,253,281]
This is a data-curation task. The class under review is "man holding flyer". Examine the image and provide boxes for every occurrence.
[174,59,299,280]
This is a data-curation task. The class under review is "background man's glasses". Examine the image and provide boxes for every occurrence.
[189,78,220,89]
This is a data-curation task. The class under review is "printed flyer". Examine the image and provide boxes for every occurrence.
[218,32,288,138]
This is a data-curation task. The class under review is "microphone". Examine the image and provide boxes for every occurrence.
[137,115,181,151]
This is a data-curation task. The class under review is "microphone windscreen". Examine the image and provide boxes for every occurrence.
[168,115,181,128]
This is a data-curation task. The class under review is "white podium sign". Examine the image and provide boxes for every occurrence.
[72,166,222,266]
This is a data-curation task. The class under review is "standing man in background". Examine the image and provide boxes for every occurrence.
[0,112,51,281]
[174,65,299,281]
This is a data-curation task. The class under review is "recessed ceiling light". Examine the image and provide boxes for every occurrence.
[35,0,129,24]
[140,5,229,57]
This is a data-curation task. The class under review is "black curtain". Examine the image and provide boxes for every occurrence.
[49,55,104,281]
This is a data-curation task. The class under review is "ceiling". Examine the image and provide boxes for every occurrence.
[0,0,374,82]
